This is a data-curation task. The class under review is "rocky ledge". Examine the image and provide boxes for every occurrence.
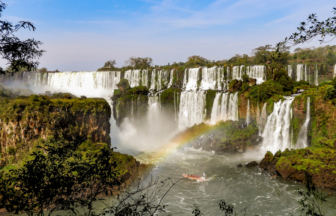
[259,147,336,190]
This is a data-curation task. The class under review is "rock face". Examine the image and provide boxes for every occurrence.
[260,149,336,190]
[0,96,111,166]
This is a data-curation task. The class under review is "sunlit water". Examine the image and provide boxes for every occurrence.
[127,147,336,216]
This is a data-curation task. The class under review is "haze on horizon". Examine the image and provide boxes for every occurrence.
[1,0,335,71]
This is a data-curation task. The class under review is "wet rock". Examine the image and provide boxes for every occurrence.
[237,163,242,168]
[246,161,259,167]
[270,175,277,179]
[248,78,256,86]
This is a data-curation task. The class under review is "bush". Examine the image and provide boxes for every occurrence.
[116,79,130,92]
[242,74,249,83]
[324,85,336,100]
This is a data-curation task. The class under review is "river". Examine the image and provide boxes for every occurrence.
[128,146,336,216]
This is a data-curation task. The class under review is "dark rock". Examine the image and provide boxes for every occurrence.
[246,161,259,167]
[237,163,242,168]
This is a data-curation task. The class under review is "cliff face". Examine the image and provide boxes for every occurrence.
[0,95,111,166]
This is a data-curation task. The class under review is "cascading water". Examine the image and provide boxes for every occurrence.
[296,97,311,149]
[178,91,206,129]
[200,66,218,90]
[142,70,148,87]
[314,65,319,86]
[124,70,141,88]
[226,66,231,81]
[232,66,241,80]
[167,69,175,88]
[246,100,251,126]
[296,64,305,81]
[184,68,200,90]
[247,66,266,84]
[210,92,238,125]
[148,96,161,123]
[261,97,294,153]
[47,71,121,96]
[287,65,293,79]
[149,69,157,91]
[259,103,267,136]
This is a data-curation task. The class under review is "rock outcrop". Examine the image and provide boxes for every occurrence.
[260,148,336,190]
[0,95,111,166]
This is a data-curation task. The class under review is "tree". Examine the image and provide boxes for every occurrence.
[0,137,121,216]
[0,1,44,74]
[277,7,336,50]
[104,60,116,68]
[38,67,47,72]
[124,57,153,68]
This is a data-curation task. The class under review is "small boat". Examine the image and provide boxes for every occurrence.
[182,174,207,181]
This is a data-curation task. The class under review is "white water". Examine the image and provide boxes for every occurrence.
[199,66,224,90]
[232,65,266,84]
[287,65,293,79]
[124,70,141,88]
[226,66,231,81]
[261,97,294,153]
[183,68,200,91]
[178,91,206,129]
[167,69,175,88]
[232,66,241,80]
[296,64,305,81]
[141,70,148,87]
[210,92,238,125]
[149,69,157,91]
[296,97,310,149]
[47,71,121,97]
[259,103,267,136]
[246,65,266,84]
[314,65,319,86]
[246,100,251,126]
[148,96,161,125]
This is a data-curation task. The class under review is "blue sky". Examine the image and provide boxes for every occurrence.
[1,0,336,70]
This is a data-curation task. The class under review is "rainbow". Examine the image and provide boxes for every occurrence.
[134,123,218,165]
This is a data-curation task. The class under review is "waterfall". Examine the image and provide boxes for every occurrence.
[226,66,231,81]
[210,92,239,125]
[178,91,206,129]
[296,64,305,81]
[246,100,251,126]
[296,97,311,149]
[182,68,188,89]
[217,67,224,90]
[184,68,200,91]
[232,66,241,80]
[200,66,217,90]
[314,65,319,86]
[304,65,308,82]
[142,70,148,87]
[47,71,120,96]
[148,96,161,122]
[287,65,293,79]
[167,69,175,88]
[261,97,294,153]
[210,93,222,124]
[246,65,266,84]
[259,103,267,136]
[149,69,156,91]
[124,70,141,88]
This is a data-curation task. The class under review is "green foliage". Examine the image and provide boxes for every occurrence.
[241,83,249,93]
[324,85,336,100]
[116,79,130,92]
[242,74,249,83]
[0,137,122,216]
[249,80,284,103]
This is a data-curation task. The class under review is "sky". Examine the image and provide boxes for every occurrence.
[1,0,336,71]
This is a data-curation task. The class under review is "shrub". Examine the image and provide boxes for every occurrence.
[324,85,336,100]
[242,74,249,83]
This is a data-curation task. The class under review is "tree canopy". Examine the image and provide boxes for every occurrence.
[0,1,44,74]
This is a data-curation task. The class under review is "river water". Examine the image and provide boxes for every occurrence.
[130,147,336,216]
